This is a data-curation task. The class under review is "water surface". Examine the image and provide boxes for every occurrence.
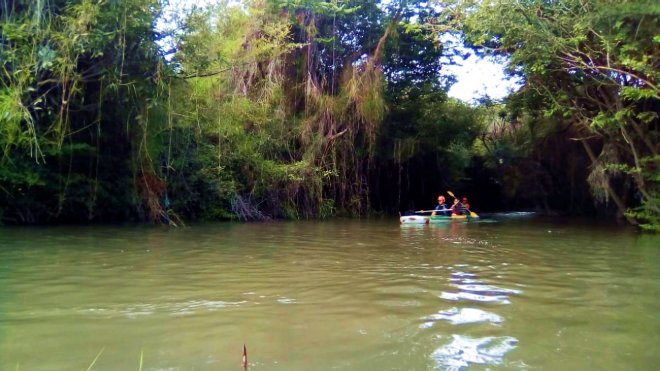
[1,216,658,370]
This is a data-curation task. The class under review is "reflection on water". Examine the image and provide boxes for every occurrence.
[427,263,522,367]
[432,335,519,370]
[421,307,502,327]
[0,216,659,370]
[440,291,512,304]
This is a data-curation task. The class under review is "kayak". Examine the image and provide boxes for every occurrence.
[399,215,430,224]
[430,214,479,222]
[400,212,480,224]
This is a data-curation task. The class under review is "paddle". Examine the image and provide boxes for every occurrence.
[415,209,451,214]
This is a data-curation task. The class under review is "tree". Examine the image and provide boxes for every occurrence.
[459,0,659,229]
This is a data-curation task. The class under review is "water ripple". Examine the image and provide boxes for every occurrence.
[276,297,296,304]
[1,220,656,370]
[431,335,518,370]
[451,271,476,278]
[8,300,249,320]
[421,307,503,327]
[440,291,512,304]
[455,284,523,296]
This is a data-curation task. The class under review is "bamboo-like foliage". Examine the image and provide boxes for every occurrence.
[283,2,399,215]
[166,0,401,219]
[0,0,169,224]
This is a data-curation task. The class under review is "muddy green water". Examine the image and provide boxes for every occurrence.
[1,216,658,370]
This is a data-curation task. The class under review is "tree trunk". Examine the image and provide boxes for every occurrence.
[580,139,637,225]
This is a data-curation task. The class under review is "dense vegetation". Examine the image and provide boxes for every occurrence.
[1,0,657,230]
[460,0,659,230]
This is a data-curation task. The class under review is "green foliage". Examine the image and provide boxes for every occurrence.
[374,75,482,210]
[162,0,451,219]
[0,0,168,223]
[160,2,308,219]
[460,0,659,228]
[7,0,653,228]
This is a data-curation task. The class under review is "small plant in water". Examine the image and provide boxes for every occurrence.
[85,348,143,371]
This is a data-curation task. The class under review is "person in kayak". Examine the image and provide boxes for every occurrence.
[433,195,451,216]
[451,198,469,215]
[462,197,471,212]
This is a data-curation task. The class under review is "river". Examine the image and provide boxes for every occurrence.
[1,215,658,370]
